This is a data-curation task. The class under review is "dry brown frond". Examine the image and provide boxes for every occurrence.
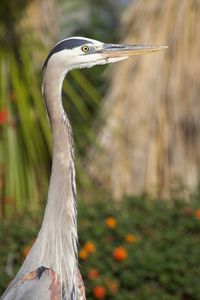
[89,0,200,200]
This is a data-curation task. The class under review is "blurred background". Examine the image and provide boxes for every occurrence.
[0,0,200,299]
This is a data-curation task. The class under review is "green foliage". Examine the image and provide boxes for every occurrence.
[0,0,128,218]
[0,45,52,217]
[0,0,52,217]
[0,194,200,299]
[59,0,122,42]
[0,0,105,218]
[0,211,41,292]
[78,194,200,299]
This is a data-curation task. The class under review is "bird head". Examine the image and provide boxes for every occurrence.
[43,37,167,74]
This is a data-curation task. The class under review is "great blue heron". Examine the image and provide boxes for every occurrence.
[1,37,166,300]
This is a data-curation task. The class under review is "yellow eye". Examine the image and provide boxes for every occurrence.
[81,45,89,53]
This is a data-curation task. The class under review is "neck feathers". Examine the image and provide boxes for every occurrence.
[41,66,78,298]
[19,66,78,299]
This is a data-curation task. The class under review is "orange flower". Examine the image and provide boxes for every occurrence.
[87,268,99,280]
[125,234,138,243]
[105,217,117,229]
[194,209,200,219]
[0,109,8,125]
[112,247,127,262]
[79,248,89,260]
[84,241,96,254]
[93,286,106,299]
[23,245,31,257]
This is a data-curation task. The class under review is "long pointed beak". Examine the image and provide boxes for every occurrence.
[100,43,167,58]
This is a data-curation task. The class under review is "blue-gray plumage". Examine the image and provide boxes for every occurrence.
[1,36,166,300]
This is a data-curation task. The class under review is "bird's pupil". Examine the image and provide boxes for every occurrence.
[82,45,89,52]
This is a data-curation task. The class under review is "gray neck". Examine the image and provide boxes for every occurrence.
[16,64,78,299]
[41,66,77,296]
[42,66,77,232]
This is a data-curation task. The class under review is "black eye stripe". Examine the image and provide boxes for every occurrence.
[42,39,93,70]
[55,39,92,52]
